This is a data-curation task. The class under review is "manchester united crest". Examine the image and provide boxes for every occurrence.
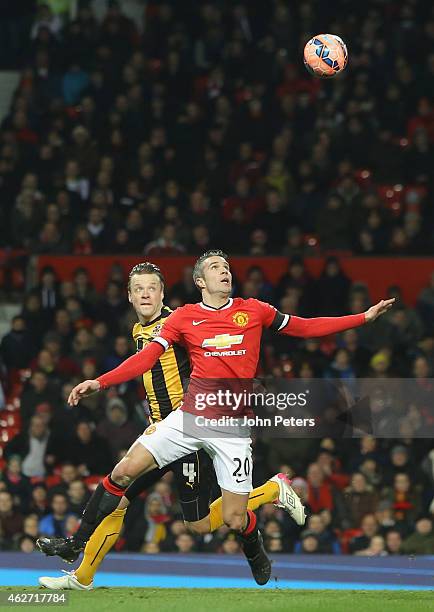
[233,311,249,327]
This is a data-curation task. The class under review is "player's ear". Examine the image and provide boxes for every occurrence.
[128,292,132,304]
[196,277,205,289]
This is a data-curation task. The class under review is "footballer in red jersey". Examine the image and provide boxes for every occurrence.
[42,250,394,585]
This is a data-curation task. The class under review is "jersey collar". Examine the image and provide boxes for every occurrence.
[200,298,233,311]
[140,305,171,328]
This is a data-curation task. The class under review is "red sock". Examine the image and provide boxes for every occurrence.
[243,509,257,536]
[102,475,127,496]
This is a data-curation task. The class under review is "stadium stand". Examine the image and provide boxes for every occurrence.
[0,0,433,558]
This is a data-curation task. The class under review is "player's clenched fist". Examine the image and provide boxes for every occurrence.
[68,379,101,405]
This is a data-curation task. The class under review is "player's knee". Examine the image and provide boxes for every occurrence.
[110,472,131,488]
[185,519,210,535]
[223,511,245,532]
[111,460,140,486]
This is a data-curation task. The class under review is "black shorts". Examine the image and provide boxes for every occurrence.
[124,449,213,522]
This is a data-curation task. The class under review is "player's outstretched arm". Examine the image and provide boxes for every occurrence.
[67,341,165,406]
[364,298,395,322]
[279,298,395,338]
[68,379,101,405]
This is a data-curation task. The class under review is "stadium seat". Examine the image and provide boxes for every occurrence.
[339,528,362,554]
[11,267,24,290]
[30,477,45,486]
[377,184,405,217]
[0,427,20,443]
[45,475,62,488]
[354,169,373,188]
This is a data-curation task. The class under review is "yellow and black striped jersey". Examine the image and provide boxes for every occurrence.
[132,306,190,422]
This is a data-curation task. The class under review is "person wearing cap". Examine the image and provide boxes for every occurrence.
[96,397,141,462]
[375,499,397,535]
[383,444,413,486]
[369,350,391,377]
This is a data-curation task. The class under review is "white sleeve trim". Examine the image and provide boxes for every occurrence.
[153,337,169,351]
[278,313,290,331]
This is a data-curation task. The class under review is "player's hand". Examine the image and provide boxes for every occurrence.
[364,298,395,322]
[68,379,101,406]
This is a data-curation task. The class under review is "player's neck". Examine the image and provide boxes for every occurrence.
[137,304,163,325]
[201,291,231,309]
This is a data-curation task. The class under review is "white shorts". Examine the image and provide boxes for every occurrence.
[137,410,253,494]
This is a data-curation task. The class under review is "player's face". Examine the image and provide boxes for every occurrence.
[200,256,232,296]
[129,273,164,321]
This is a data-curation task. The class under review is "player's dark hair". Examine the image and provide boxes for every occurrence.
[128,262,165,291]
[192,249,229,288]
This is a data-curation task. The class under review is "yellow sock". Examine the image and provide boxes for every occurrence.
[74,508,126,586]
[208,480,279,532]
[246,480,280,511]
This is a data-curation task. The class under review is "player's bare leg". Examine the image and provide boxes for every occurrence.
[41,472,302,589]
[37,440,158,563]
[186,473,306,536]
[221,489,249,530]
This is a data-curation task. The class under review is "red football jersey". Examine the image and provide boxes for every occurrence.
[97,295,365,417]
[152,297,277,416]
[153,297,276,379]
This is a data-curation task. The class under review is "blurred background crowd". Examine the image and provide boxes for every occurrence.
[0,0,433,557]
[0,0,433,256]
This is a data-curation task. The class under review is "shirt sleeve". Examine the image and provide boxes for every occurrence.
[152,308,183,351]
[97,342,164,389]
[255,300,291,331]
[280,313,366,338]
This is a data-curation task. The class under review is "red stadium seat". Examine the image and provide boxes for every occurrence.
[354,168,373,188]
[45,475,62,488]
[11,267,24,290]
[377,184,405,217]
[1,412,22,427]
[30,477,45,486]
[0,427,20,443]
[339,528,362,554]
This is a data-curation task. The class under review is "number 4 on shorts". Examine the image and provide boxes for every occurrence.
[183,463,197,483]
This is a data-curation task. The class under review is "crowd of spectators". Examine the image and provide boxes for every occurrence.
[0,0,433,557]
[0,258,433,555]
[0,0,433,256]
